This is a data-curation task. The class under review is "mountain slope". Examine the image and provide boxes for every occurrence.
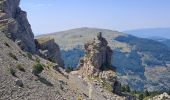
[37,27,170,91]
[147,36,170,47]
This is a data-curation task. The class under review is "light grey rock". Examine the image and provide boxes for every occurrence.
[78,32,121,94]
[0,0,37,53]
[79,32,113,76]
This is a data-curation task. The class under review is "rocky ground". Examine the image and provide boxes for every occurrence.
[149,92,170,100]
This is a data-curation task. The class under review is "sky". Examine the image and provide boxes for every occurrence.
[20,0,170,36]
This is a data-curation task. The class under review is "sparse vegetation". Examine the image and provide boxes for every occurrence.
[46,61,54,69]
[32,63,44,75]
[144,90,150,97]
[101,79,113,92]
[35,56,40,63]
[65,66,73,73]
[122,88,165,100]
[10,68,16,77]
[48,57,55,63]
[27,52,32,60]
[16,63,25,72]
[77,96,82,100]
[139,93,144,100]
[121,85,131,92]
[8,52,18,60]
[22,53,26,57]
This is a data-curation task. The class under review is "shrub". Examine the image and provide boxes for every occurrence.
[8,52,18,60]
[48,57,55,63]
[16,63,25,72]
[35,56,40,63]
[27,52,32,60]
[32,63,44,75]
[121,85,131,93]
[139,93,144,100]
[65,66,73,73]
[10,68,16,77]
[121,85,126,92]
[126,85,131,92]
[144,90,150,97]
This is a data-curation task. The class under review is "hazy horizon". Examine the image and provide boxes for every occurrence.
[21,0,170,37]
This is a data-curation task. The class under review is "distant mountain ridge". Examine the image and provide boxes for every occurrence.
[147,36,170,48]
[37,27,170,92]
[124,28,170,47]
[124,28,170,39]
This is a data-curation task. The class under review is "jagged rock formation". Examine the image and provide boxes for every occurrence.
[78,32,121,94]
[0,0,37,53]
[35,37,64,67]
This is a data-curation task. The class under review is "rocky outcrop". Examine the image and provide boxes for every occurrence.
[149,92,170,100]
[35,37,64,67]
[79,32,113,76]
[0,0,37,53]
[78,32,121,94]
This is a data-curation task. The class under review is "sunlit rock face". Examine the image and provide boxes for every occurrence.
[79,32,113,76]
[0,0,37,53]
[78,32,121,94]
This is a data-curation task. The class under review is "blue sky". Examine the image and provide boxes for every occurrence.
[20,0,170,36]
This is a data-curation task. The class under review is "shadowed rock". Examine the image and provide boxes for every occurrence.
[35,37,64,67]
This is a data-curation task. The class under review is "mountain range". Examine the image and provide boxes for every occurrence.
[124,28,170,39]
[124,28,170,47]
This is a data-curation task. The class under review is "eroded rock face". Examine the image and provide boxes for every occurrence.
[0,0,37,53]
[78,32,121,94]
[35,38,64,67]
[79,32,113,76]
